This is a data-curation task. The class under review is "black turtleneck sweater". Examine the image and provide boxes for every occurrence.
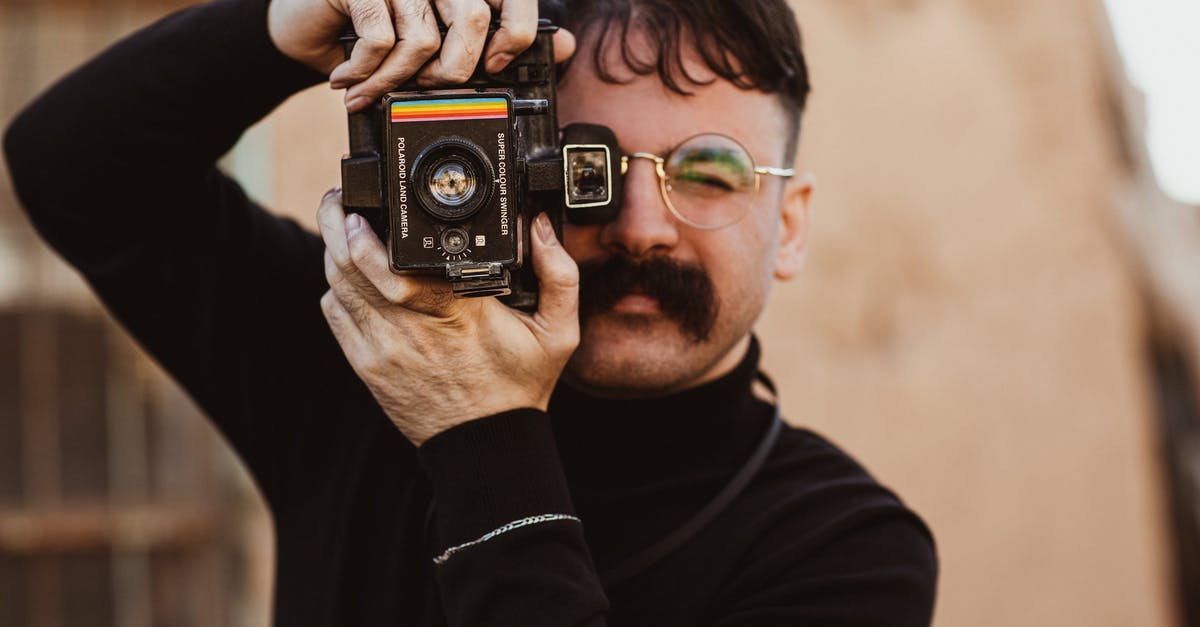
[3,0,938,624]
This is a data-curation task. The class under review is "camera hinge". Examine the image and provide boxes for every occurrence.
[447,262,512,298]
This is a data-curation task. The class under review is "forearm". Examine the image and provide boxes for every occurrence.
[419,409,609,626]
[3,0,324,264]
[3,0,340,505]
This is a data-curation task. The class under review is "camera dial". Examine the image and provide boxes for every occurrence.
[440,227,470,255]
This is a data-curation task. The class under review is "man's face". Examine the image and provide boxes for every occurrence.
[557,34,812,397]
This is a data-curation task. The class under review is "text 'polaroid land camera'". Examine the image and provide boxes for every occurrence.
[338,17,622,311]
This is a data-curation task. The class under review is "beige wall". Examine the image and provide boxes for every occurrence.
[760,1,1175,625]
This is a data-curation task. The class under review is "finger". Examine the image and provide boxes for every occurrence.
[529,213,580,332]
[328,0,396,93]
[551,27,575,64]
[343,0,442,109]
[316,189,384,301]
[417,0,491,85]
[320,288,370,355]
[324,248,377,325]
[481,0,536,73]
[394,274,461,318]
[336,211,462,315]
[343,212,410,304]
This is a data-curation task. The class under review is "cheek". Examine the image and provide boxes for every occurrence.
[702,220,779,308]
[562,224,601,260]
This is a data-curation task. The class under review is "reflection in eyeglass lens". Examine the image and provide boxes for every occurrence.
[664,135,757,227]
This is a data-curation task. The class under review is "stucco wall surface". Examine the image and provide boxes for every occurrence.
[757,2,1176,625]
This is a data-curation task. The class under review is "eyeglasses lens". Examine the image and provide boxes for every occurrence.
[663,135,758,229]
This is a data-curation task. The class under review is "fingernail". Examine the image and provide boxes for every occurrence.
[323,187,341,200]
[330,80,348,90]
[346,96,369,111]
[345,213,363,236]
[486,53,514,73]
[534,213,556,246]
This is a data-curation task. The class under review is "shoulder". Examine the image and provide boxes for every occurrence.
[711,424,938,625]
[757,424,937,565]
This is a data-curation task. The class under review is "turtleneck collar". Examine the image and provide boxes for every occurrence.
[549,336,775,491]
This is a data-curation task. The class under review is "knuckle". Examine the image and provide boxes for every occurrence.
[369,62,422,88]
[337,67,371,83]
[360,353,390,379]
[444,65,475,84]
[377,280,405,305]
[353,2,393,31]
[320,290,339,317]
[464,5,491,30]
[407,30,441,57]
[394,0,432,22]
[327,248,352,273]
[502,25,536,50]
[359,33,395,55]
[347,233,370,264]
[350,76,388,100]
[543,262,579,290]
[556,270,580,291]
[345,296,372,322]
[389,277,421,305]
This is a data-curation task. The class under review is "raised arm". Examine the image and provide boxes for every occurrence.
[3,0,339,505]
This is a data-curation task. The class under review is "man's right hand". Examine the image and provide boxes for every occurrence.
[267,0,575,112]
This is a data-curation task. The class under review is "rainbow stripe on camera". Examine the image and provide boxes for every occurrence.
[390,97,509,123]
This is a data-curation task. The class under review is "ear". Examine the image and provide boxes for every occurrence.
[774,172,814,281]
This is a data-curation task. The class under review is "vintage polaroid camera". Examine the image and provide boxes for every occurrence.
[338,17,622,311]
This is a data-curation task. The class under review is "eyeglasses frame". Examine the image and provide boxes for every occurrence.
[618,133,795,230]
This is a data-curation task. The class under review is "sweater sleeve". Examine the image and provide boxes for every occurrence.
[419,409,610,626]
[2,0,344,508]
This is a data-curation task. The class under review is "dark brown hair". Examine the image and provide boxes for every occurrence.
[557,0,811,162]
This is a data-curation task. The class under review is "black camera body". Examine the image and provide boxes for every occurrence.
[340,20,621,311]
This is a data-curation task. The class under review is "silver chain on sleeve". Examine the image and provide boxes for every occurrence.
[432,513,582,565]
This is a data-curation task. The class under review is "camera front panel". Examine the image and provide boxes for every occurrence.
[384,92,517,271]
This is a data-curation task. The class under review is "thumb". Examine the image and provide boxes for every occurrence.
[531,213,579,330]
[552,29,576,64]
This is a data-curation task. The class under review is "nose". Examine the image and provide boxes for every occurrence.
[599,157,680,257]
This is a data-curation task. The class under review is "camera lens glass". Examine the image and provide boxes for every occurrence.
[412,138,495,222]
[429,161,476,207]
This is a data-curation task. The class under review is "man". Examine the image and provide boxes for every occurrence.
[4,0,937,624]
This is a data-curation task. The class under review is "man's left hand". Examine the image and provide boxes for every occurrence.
[316,189,580,446]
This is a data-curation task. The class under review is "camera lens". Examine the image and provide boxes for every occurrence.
[428,162,476,207]
[576,166,602,194]
[413,138,495,222]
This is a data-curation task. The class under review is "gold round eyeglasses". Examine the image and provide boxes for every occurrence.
[620,133,794,230]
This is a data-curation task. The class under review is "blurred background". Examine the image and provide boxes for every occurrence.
[0,0,1197,625]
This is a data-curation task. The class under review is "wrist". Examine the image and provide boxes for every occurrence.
[398,395,552,447]
[264,0,346,73]
[418,409,576,548]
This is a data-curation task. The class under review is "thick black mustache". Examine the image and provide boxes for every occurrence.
[577,255,718,342]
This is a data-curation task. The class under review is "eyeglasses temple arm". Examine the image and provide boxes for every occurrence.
[754,166,795,178]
